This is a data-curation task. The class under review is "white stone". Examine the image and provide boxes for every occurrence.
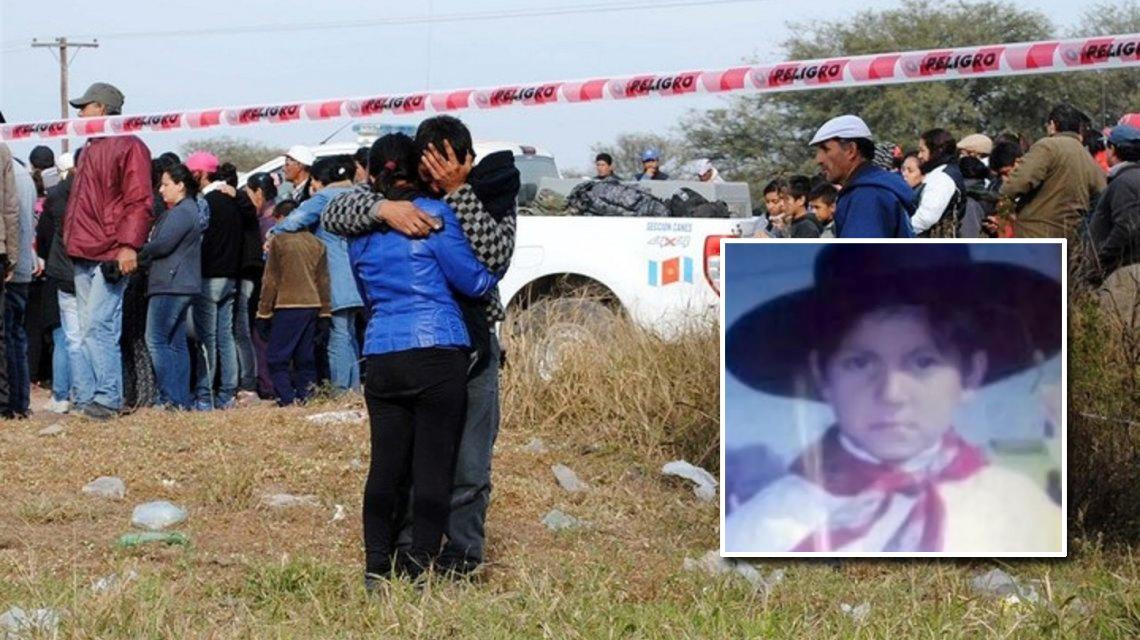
[551,464,588,492]
[82,476,126,500]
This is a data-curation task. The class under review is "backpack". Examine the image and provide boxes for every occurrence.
[566,180,671,217]
[668,187,709,217]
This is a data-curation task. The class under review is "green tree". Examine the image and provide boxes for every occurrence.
[622,0,1140,194]
[178,136,286,173]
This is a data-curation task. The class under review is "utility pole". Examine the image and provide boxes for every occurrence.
[31,37,99,153]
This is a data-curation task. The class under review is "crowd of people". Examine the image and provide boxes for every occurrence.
[0,79,1134,582]
[0,82,518,585]
[749,101,1126,274]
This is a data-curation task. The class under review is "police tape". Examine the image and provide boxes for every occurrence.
[3,33,1139,142]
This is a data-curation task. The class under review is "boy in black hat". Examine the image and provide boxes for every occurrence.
[724,243,1063,554]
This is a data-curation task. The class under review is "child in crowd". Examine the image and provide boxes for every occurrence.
[808,182,838,239]
[255,200,331,406]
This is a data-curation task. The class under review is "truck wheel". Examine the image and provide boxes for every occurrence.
[505,297,619,381]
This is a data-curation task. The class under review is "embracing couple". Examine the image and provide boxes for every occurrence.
[322,116,519,586]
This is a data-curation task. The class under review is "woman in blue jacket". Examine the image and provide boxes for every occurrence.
[140,163,202,410]
[349,134,499,585]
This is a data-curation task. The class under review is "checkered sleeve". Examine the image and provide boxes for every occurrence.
[445,185,517,275]
[444,184,515,323]
[321,185,388,237]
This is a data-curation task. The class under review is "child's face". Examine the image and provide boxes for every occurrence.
[810,308,986,463]
[810,198,835,223]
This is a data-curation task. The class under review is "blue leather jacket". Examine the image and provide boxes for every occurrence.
[270,185,363,312]
[348,197,499,356]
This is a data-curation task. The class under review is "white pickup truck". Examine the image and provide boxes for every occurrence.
[242,141,753,341]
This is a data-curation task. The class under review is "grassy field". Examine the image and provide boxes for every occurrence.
[0,315,1137,639]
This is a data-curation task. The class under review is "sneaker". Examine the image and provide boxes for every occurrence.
[82,403,117,421]
[235,390,258,406]
[193,400,213,412]
[45,398,71,414]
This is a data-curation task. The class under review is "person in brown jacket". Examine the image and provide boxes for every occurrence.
[0,113,25,413]
[996,103,1106,239]
[255,200,331,406]
[61,82,154,420]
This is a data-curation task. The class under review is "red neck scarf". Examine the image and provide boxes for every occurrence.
[789,426,987,552]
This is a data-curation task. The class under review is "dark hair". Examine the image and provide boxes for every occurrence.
[1084,130,1106,155]
[415,115,474,166]
[919,128,958,173]
[786,175,811,203]
[353,146,370,170]
[164,163,199,200]
[1113,141,1140,163]
[31,170,45,198]
[762,178,788,196]
[311,154,355,186]
[843,138,877,162]
[808,181,838,205]
[273,199,298,219]
[813,293,984,382]
[595,152,613,165]
[1047,103,1086,134]
[368,133,426,200]
[959,156,991,181]
[213,162,239,188]
[246,172,278,202]
[151,153,180,190]
[989,141,1023,172]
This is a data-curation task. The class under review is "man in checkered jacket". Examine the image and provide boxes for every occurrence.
[323,116,518,578]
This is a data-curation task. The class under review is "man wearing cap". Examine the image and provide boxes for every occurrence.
[1087,124,1140,286]
[810,115,915,238]
[282,146,315,204]
[957,134,993,162]
[695,158,724,183]
[635,149,670,181]
[995,103,1105,239]
[62,81,153,420]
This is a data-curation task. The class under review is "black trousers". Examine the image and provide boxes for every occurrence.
[362,347,468,571]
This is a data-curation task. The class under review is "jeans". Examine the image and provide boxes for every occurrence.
[57,291,83,404]
[192,277,238,408]
[50,327,70,402]
[328,307,361,392]
[4,283,29,414]
[395,335,501,564]
[146,294,193,410]
[235,279,257,392]
[73,260,126,410]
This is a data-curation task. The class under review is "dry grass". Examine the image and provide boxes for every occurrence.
[0,312,1136,638]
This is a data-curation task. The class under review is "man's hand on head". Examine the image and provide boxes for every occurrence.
[422,139,473,195]
[375,200,440,238]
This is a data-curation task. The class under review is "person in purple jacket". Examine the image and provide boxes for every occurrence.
[348,134,499,588]
[811,115,915,238]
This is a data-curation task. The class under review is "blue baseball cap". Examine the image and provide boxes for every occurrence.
[1107,124,1140,147]
[640,148,660,162]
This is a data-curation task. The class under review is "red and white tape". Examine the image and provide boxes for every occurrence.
[3,34,1138,141]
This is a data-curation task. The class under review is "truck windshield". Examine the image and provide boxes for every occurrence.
[515,156,559,186]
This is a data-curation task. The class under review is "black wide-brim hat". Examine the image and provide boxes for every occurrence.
[726,244,1062,399]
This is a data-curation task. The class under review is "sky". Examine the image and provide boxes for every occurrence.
[722,242,1063,463]
[0,0,1091,174]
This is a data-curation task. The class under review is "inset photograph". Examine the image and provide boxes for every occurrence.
[721,241,1065,557]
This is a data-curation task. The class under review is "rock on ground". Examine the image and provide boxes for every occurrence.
[551,464,589,492]
[260,493,320,509]
[82,476,126,500]
[662,460,718,502]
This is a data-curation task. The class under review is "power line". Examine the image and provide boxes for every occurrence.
[11,0,764,44]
